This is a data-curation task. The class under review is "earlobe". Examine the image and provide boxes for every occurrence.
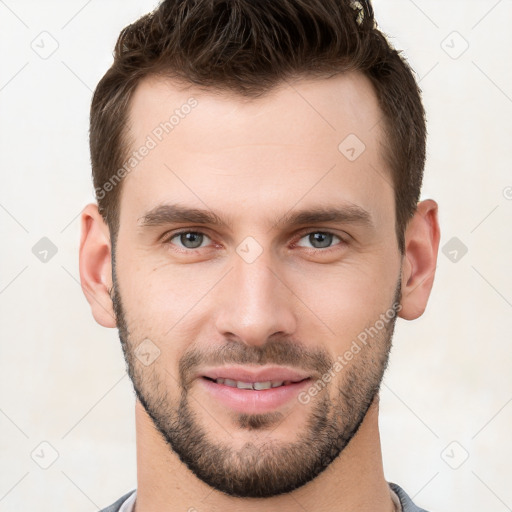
[398,199,441,320]
[78,203,117,328]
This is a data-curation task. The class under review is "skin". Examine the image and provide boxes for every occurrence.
[79,71,440,511]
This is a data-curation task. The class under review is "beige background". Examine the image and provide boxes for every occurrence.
[1,1,511,510]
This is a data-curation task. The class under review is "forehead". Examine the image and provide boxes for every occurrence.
[120,72,393,231]
[128,72,384,145]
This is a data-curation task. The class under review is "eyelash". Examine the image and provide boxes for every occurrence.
[161,229,347,254]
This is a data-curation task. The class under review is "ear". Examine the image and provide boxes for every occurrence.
[78,203,116,328]
[398,199,440,320]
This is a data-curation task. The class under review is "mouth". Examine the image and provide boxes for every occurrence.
[197,366,313,414]
[202,376,309,390]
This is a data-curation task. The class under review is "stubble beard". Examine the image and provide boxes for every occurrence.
[110,262,401,498]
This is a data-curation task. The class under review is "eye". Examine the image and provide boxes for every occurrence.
[161,229,346,253]
[164,230,212,250]
[294,231,345,250]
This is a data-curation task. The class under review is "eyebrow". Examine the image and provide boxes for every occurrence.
[137,203,374,231]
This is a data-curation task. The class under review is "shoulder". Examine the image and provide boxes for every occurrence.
[389,482,431,512]
[98,489,136,512]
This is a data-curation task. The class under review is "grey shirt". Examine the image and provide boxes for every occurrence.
[99,482,429,512]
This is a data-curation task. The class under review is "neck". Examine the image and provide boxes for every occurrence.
[133,394,394,512]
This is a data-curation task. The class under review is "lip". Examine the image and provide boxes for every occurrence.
[198,365,311,383]
[195,365,313,414]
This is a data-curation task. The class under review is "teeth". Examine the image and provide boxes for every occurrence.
[236,381,254,390]
[253,381,272,390]
[213,378,288,389]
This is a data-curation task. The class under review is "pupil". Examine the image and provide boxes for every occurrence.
[179,232,332,250]
[182,232,202,248]
[310,232,331,248]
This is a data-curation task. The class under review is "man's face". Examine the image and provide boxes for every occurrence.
[111,72,403,497]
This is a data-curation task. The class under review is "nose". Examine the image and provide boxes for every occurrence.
[214,249,297,347]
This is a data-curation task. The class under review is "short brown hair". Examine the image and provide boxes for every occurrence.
[90,0,426,253]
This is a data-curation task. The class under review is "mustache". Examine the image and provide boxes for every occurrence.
[179,336,333,387]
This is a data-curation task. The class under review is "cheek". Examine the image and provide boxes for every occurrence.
[115,249,221,346]
[294,258,399,351]
[115,229,399,354]
[116,240,185,309]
